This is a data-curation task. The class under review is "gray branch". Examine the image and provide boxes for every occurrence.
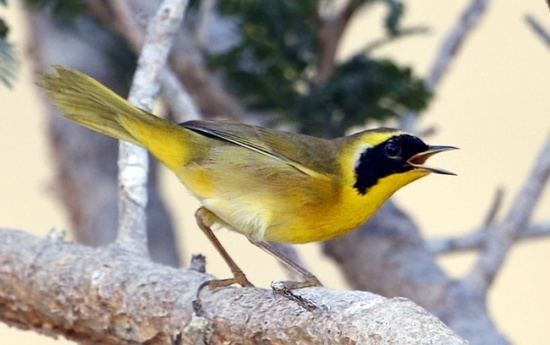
[109,0,201,122]
[429,221,550,254]
[103,0,247,120]
[324,202,509,344]
[0,228,466,345]
[400,0,491,131]
[116,0,187,255]
[524,14,550,47]
[466,134,550,291]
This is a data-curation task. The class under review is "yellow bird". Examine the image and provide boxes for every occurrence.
[41,67,456,289]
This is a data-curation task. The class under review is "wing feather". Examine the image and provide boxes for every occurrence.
[181,120,337,179]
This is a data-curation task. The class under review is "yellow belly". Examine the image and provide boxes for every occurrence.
[177,169,377,244]
[264,170,428,243]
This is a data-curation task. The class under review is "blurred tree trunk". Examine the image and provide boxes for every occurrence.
[26,10,181,266]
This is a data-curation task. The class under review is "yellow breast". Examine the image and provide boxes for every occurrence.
[173,130,429,244]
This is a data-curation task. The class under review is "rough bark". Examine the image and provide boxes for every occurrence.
[0,229,466,345]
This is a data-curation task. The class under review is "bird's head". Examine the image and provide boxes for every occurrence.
[343,128,457,196]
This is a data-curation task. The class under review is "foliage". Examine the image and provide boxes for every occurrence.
[209,1,318,113]
[294,56,430,136]
[207,0,431,137]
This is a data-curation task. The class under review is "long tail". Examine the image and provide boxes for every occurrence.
[40,66,190,170]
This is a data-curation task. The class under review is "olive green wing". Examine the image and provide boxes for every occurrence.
[181,120,339,178]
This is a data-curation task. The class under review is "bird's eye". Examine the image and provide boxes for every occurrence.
[384,140,401,158]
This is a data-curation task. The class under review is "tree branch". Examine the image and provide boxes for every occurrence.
[428,221,550,255]
[481,186,505,227]
[0,229,466,345]
[323,202,509,344]
[400,0,491,131]
[109,0,201,122]
[115,0,187,255]
[313,0,369,87]
[466,134,550,291]
[360,26,431,55]
[104,0,247,120]
[524,14,550,47]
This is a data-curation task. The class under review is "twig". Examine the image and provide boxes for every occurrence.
[194,0,218,50]
[524,14,550,47]
[400,0,491,131]
[109,0,200,122]
[115,0,187,255]
[361,26,431,54]
[466,134,550,291]
[314,0,369,87]
[417,124,438,138]
[189,253,206,273]
[428,221,550,255]
[427,186,505,255]
[482,186,505,227]
[160,68,201,122]
[101,0,246,120]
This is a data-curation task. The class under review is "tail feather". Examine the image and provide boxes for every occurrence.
[40,66,190,169]
[40,66,142,145]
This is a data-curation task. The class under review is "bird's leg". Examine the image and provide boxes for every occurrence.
[247,238,321,311]
[247,238,322,289]
[195,207,254,289]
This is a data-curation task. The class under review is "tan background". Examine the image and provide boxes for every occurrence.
[1,1,549,343]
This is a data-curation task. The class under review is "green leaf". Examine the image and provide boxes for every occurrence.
[292,56,431,137]
[209,0,318,113]
[209,0,431,137]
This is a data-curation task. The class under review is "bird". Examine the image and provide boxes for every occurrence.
[40,66,456,290]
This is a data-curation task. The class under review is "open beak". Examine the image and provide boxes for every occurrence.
[407,145,458,175]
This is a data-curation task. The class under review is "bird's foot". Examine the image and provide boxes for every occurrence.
[270,277,322,312]
[193,272,254,315]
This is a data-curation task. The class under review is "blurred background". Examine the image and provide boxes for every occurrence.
[0,0,549,344]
